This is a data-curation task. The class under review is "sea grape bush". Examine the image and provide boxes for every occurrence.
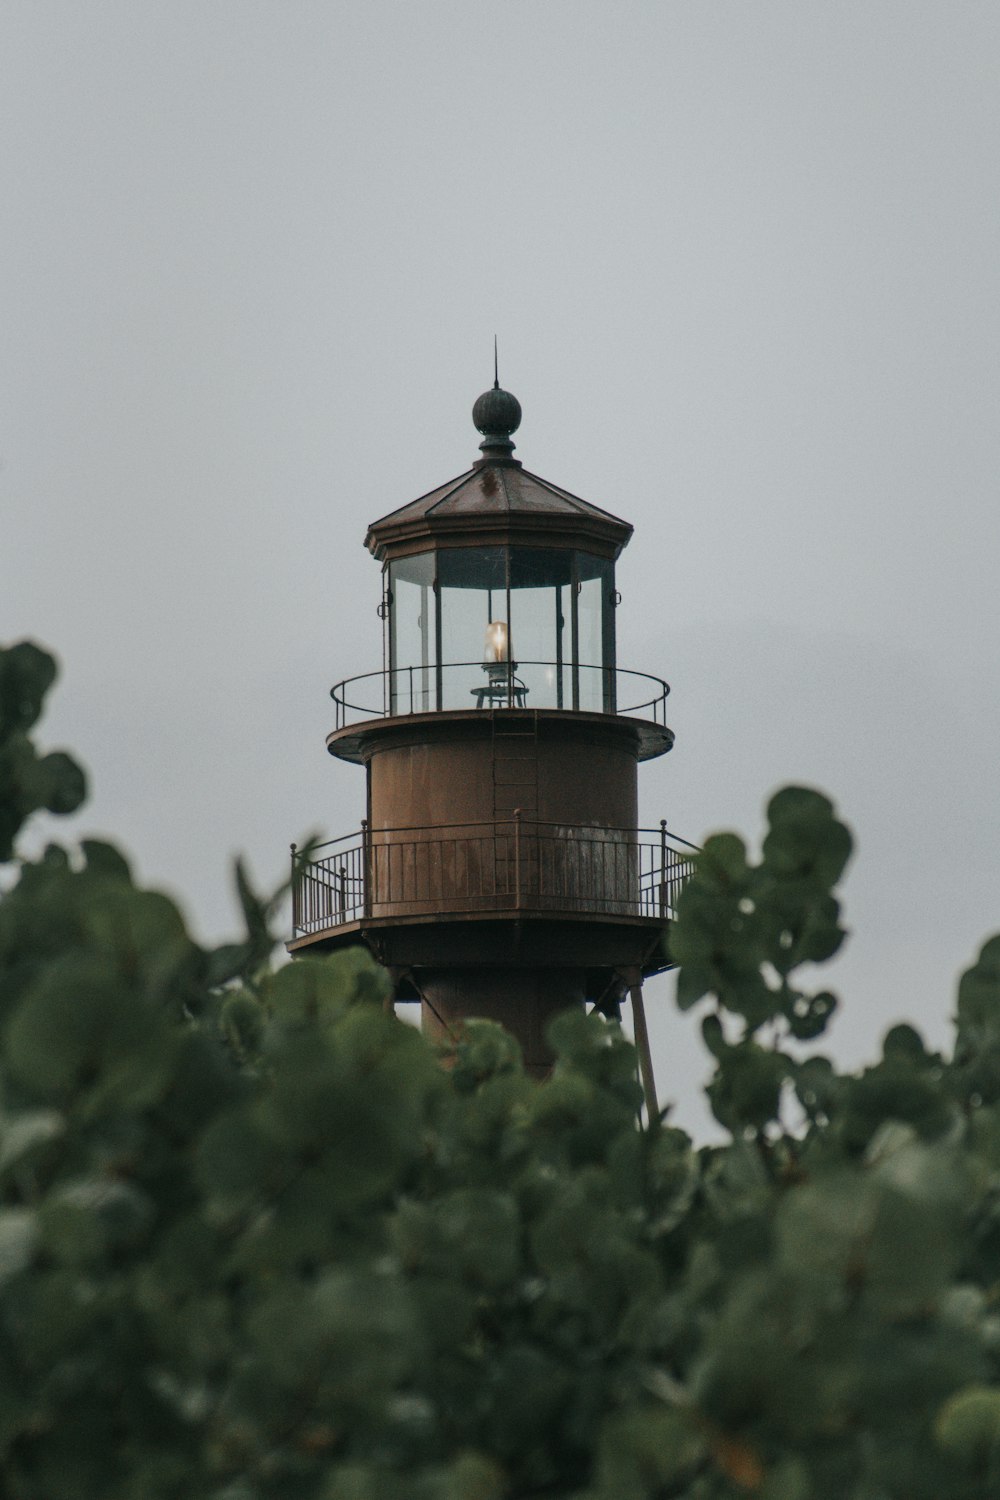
[1,638,999,1499]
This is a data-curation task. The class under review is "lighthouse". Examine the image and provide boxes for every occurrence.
[289,378,696,1098]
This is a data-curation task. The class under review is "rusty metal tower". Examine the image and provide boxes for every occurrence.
[289,380,696,1097]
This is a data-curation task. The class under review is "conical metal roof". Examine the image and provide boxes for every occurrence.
[365,388,633,562]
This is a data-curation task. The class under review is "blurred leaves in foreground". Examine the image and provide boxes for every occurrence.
[0,639,998,1499]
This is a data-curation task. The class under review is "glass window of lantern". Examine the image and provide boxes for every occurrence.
[438,547,508,709]
[508,548,573,709]
[576,553,616,712]
[388,551,435,713]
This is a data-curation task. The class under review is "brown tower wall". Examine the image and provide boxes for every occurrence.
[364,710,639,834]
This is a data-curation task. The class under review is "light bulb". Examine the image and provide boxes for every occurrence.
[483,620,509,663]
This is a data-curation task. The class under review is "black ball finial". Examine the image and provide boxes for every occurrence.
[472,385,522,438]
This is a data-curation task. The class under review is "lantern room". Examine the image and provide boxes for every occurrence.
[386,544,617,714]
[369,381,636,724]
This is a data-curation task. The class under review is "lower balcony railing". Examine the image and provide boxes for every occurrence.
[291,818,699,939]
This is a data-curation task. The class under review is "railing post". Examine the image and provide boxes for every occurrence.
[361,819,370,919]
[290,843,299,934]
[659,819,668,917]
[408,664,413,714]
[514,808,522,909]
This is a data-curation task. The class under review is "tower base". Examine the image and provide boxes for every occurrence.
[416,966,586,1076]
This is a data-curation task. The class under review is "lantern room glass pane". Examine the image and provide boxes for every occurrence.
[389,552,434,713]
[576,553,615,712]
[438,547,508,709]
[508,548,573,709]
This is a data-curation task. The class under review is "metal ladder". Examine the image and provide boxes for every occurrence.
[491,712,539,901]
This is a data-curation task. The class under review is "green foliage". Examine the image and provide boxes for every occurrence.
[0,642,86,862]
[0,640,998,1498]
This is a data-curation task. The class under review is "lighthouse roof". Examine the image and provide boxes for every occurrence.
[365,385,633,562]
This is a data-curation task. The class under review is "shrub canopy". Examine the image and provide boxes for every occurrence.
[1,639,999,1500]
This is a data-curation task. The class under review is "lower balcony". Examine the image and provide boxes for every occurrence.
[290,818,698,942]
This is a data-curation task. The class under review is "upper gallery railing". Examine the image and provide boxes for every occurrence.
[291,818,699,939]
[329,661,670,731]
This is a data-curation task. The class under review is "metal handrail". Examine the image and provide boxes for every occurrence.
[301,817,700,859]
[328,661,670,731]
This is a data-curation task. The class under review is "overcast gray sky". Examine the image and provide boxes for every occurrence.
[2,2,998,1136]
